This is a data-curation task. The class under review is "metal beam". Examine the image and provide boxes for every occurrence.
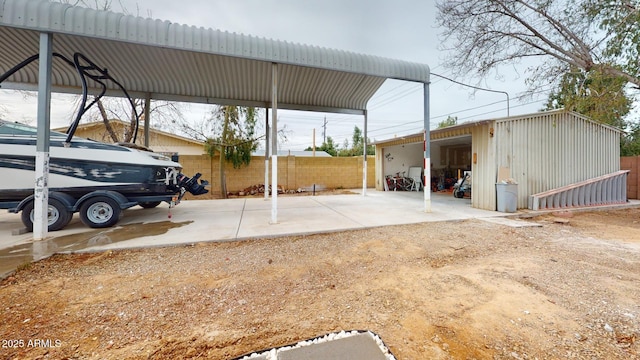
[0,82,368,116]
[33,32,53,240]
[271,63,279,224]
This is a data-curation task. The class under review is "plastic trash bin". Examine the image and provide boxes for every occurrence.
[496,183,517,213]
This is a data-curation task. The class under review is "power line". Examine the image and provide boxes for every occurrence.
[432,72,511,116]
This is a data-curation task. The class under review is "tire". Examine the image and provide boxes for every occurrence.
[79,196,121,228]
[21,198,72,232]
[138,201,161,209]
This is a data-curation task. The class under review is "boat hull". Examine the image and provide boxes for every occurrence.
[0,123,209,202]
[0,155,182,201]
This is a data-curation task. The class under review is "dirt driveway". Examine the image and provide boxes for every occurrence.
[1,207,639,359]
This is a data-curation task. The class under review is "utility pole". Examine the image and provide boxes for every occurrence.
[312,128,316,157]
[322,116,327,144]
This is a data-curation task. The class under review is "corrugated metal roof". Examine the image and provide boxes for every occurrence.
[372,109,624,146]
[0,0,430,114]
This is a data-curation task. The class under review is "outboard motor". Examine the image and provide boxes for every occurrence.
[178,173,209,195]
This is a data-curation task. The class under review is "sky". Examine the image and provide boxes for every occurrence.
[0,0,552,150]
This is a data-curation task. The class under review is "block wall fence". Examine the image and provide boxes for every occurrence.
[179,155,376,198]
[180,155,637,199]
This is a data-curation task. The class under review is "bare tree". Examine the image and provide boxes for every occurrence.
[77,96,188,143]
[435,0,640,92]
[52,0,183,143]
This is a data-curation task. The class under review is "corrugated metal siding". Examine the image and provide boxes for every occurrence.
[471,123,497,210]
[0,0,430,113]
[494,111,621,209]
[373,133,423,148]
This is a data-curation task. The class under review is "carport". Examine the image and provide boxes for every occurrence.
[0,0,431,240]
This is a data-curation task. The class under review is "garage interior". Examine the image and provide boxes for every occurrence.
[377,134,472,195]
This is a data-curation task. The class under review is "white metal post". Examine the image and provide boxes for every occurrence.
[423,82,432,212]
[34,33,53,240]
[271,63,279,223]
[264,109,270,200]
[362,110,368,196]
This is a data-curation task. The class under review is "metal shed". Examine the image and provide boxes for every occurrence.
[375,109,627,211]
[0,0,432,240]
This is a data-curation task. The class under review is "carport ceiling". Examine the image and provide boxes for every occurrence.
[0,0,430,115]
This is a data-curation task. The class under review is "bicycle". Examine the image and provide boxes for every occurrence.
[386,172,415,191]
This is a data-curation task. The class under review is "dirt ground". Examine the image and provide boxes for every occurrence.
[1,207,639,359]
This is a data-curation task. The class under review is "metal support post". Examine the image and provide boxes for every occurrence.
[271,63,279,223]
[423,82,432,212]
[264,109,270,200]
[33,33,53,240]
[362,110,368,196]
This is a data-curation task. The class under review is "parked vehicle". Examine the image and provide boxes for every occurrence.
[0,52,208,231]
[453,172,471,199]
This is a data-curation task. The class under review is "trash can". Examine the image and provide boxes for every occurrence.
[496,183,518,213]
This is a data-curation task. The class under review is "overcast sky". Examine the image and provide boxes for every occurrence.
[1,0,550,150]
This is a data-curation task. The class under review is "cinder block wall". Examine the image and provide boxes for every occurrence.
[179,155,375,198]
[621,156,639,199]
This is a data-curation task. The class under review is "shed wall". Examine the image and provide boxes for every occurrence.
[495,112,620,209]
[471,123,497,210]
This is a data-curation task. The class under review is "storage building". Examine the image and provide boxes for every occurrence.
[374,109,627,211]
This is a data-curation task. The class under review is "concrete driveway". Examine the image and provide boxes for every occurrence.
[0,190,506,278]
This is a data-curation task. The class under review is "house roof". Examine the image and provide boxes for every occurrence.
[52,119,204,145]
[0,0,430,115]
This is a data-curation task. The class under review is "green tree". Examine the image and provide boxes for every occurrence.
[348,126,374,156]
[544,69,631,129]
[621,122,640,156]
[204,106,259,198]
[437,116,458,129]
[584,0,640,86]
[305,136,338,156]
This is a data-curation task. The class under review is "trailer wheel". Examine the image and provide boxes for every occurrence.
[79,196,121,228]
[21,198,72,232]
[138,201,161,209]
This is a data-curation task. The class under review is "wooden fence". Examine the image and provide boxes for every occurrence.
[621,156,640,199]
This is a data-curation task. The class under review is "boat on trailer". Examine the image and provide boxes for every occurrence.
[0,52,208,231]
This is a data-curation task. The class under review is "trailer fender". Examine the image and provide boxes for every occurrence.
[11,191,76,213]
[75,190,139,211]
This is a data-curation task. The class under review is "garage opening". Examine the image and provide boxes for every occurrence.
[430,135,472,193]
[377,134,472,195]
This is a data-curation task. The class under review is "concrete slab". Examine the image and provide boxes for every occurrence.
[235,331,392,360]
[3,191,637,276]
[277,332,387,360]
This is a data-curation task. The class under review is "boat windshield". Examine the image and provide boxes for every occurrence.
[0,120,68,139]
